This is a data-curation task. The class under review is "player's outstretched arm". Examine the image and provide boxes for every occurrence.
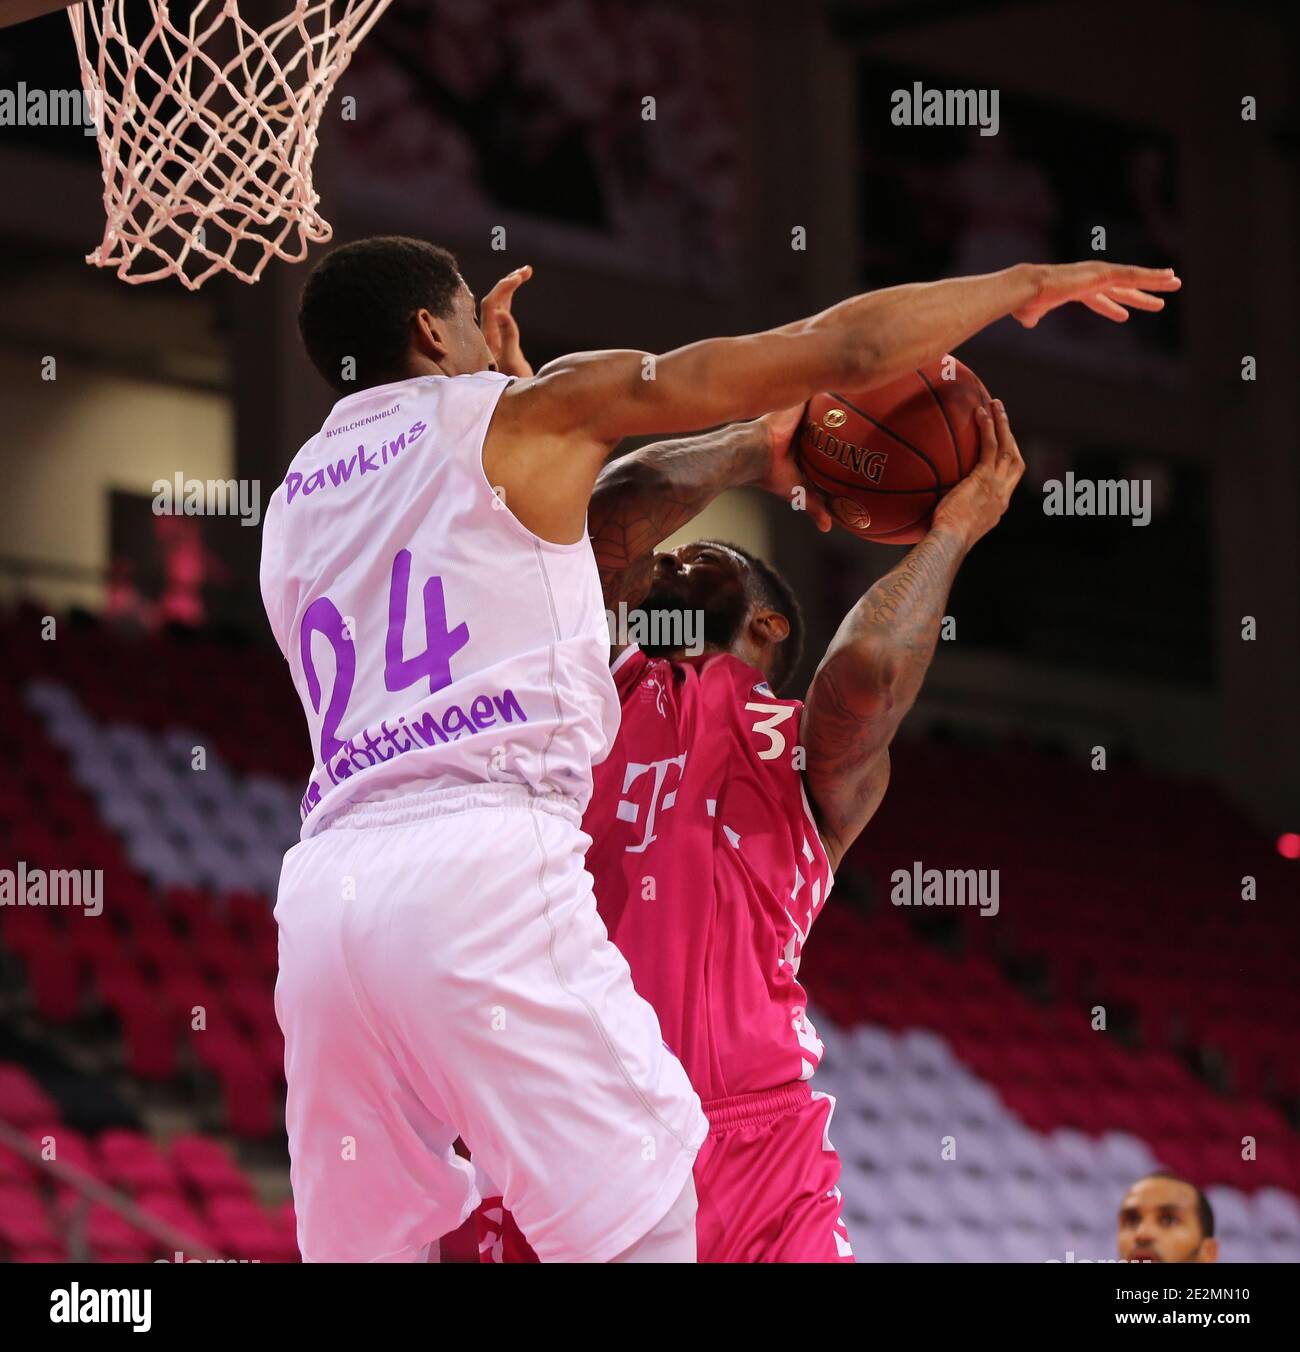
[802,401,1024,871]
[486,261,1175,545]
[508,260,1179,444]
[589,406,830,610]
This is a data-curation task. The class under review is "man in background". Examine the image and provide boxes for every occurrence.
[1118,1173,1219,1263]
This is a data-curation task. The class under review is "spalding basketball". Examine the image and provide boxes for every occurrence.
[796,356,991,543]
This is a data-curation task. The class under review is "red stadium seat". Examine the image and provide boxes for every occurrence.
[96,1129,178,1194]
[136,1190,218,1252]
[23,943,84,1023]
[0,1186,59,1250]
[84,1202,153,1258]
[0,1066,59,1130]
[108,990,181,1082]
[168,1134,253,1199]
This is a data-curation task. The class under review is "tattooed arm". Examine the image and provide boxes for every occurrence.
[589,406,830,613]
[803,400,1025,870]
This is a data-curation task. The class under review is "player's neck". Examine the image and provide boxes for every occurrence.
[647,643,718,666]
[652,641,767,678]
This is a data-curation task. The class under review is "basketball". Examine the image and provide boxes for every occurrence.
[796,357,991,543]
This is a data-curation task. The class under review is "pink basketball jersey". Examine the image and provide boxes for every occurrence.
[583,645,834,1101]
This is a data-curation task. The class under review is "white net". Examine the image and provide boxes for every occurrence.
[70,0,393,289]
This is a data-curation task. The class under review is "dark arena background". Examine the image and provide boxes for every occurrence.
[0,0,1297,1312]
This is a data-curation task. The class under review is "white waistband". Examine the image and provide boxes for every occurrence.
[320,783,583,831]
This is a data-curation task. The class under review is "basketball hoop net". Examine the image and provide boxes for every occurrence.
[69,0,392,289]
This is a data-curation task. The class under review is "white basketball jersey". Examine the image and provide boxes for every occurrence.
[259,371,620,837]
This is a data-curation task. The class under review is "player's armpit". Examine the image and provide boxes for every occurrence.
[484,345,791,553]
[481,386,611,546]
[484,351,676,546]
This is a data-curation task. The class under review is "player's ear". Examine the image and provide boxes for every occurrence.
[751,609,790,647]
[1200,1237,1219,1263]
[412,308,451,363]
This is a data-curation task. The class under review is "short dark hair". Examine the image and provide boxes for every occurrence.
[1140,1173,1216,1239]
[700,539,804,694]
[298,236,463,393]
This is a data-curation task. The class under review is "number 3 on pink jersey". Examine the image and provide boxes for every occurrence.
[744,701,796,761]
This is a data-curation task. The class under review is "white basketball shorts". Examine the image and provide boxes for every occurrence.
[273,783,707,1263]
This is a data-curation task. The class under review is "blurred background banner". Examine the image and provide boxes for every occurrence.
[338,0,744,289]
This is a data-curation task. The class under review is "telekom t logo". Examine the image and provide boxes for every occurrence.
[616,753,688,853]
